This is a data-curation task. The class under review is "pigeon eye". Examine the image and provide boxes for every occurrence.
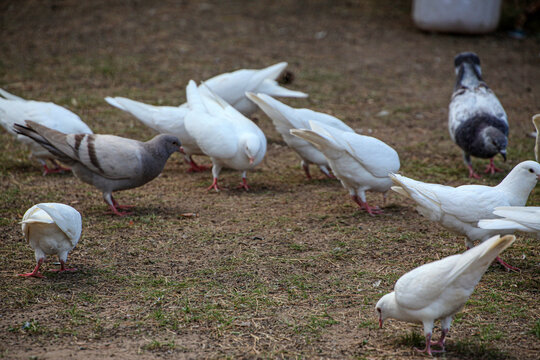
[529,168,534,173]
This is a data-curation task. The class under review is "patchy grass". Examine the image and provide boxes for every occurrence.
[0,0,539,359]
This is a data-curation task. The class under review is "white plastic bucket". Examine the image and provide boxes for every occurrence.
[412,0,502,34]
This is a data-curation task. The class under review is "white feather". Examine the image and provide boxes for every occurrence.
[291,121,400,209]
[246,92,353,178]
[478,206,540,236]
[184,80,267,188]
[376,235,515,354]
[20,203,82,271]
[105,62,306,164]
[390,161,540,247]
[0,88,93,167]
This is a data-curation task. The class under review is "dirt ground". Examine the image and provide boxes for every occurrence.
[0,0,539,359]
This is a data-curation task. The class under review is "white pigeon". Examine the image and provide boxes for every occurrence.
[290,121,400,215]
[105,62,306,172]
[19,203,82,278]
[478,206,540,237]
[448,52,508,178]
[184,80,267,191]
[376,234,515,356]
[13,121,182,216]
[0,88,93,174]
[246,92,355,179]
[390,160,540,270]
[533,114,540,161]
[203,62,308,115]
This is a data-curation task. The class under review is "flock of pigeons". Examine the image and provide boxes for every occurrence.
[2,53,539,355]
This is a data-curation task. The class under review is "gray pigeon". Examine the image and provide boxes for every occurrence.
[448,52,508,178]
[14,121,181,216]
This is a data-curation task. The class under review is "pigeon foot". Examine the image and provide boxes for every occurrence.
[363,204,384,216]
[18,272,45,278]
[50,261,77,273]
[237,178,250,191]
[351,196,383,216]
[186,160,209,173]
[484,159,503,174]
[495,256,520,272]
[429,331,447,353]
[207,178,221,192]
[302,164,312,180]
[414,333,434,356]
[106,204,132,217]
[467,165,482,179]
[18,259,44,278]
[42,164,71,175]
[111,197,135,210]
[50,268,77,272]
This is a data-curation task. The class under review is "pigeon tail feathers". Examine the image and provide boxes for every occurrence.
[247,62,288,89]
[289,128,340,152]
[36,203,82,244]
[257,79,308,98]
[0,88,25,101]
[186,80,206,113]
[104,97,127,111]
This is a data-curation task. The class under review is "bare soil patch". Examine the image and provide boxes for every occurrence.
[1,1,539,359]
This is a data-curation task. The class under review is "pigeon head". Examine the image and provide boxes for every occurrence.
[499,161,540,202]
[513,160,540,182]
[454,52,480,69]
[243,134,262,165]
[151,134,182,157]
[454,52,483,88]
[482,127,508,161]
[375,292,397,328]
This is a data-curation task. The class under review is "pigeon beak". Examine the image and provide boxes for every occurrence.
[499,150,507,162]
[179,146,185,154]
[249,156,254,165]
[379,317,383,329]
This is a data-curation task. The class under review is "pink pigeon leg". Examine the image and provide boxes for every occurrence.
[207,178,220,192]
[112,197,135,210]
[429,328,448,352]
[49,260,77,273]
[351,195,383,216]
[105,203,131,216]
[18,258,45,278]
[51,159,71,172]
[42,164,65,175]
[495,256,520,272]
[467,164,482,179]
[302,162,312,180]
[414,333,433,356]
[237,177,250,191]
[362,202,384,216]
[484,158,503,174]
[185,157,209,173]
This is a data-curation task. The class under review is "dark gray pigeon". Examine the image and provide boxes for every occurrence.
[448,52,508,178]
[14,120,181,216]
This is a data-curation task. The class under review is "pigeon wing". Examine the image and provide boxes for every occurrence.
[36,203,82,246]
[310,121,399,177]
[184,111,238,159]
[395,235,514,311]
[66,134,144,180]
